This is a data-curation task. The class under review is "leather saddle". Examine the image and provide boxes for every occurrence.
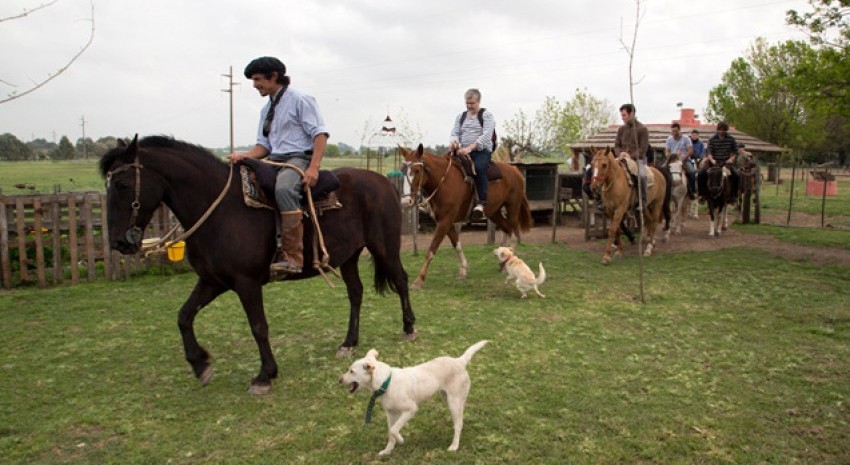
[453,153,503,182]
[239,158,342,212]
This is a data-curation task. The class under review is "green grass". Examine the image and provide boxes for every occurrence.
[0,157,388,195]
[735,223,850,250]
[759,173,850,218]
[1,244,848,464]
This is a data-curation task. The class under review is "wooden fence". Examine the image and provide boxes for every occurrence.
[0,192,181,289]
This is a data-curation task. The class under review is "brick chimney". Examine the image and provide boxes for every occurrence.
[674,108,700,126]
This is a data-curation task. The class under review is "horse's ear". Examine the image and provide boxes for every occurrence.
[415,143,424,160]
[116,138,127,148]
[123,134,140,160]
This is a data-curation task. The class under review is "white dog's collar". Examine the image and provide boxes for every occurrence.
[365,372,392,424]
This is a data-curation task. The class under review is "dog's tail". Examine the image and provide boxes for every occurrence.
[536,263,546,286]
[460,340,488,365]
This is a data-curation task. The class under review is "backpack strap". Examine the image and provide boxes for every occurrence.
[477,108,486,127]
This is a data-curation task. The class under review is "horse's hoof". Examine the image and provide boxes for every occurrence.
[410,281,423,290]
[248,383,272,395]
[198,365,213,385]
[336,346,355,358]
[601,257,611,265]
[400,331,417,342]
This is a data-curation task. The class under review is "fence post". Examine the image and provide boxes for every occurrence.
[0,199,10,289]
[83,194,96,281]
[15,197,29,283]
[68,194,79,285]
[33,198,47,287]
[51,200,62,283]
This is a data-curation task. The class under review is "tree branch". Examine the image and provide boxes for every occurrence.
[0,0,61,23]
[1,1,94,104]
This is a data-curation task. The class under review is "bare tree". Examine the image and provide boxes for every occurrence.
[0,0,95,104]
[619,0,646,104]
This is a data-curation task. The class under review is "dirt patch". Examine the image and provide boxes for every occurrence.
[401,211,850,266]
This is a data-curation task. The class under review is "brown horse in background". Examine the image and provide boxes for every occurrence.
[589,147,669,265]
[399,144,532,289]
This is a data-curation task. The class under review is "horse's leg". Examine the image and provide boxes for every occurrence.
[446,224,469,280]
[374,248,418,342]
[602,208,626,265]
[722,205,730,230]
[411,220,451,289]
[177,278,227,386]
[232,277,278,395]
[336,251,364,358]
[708,204,717,236]
[489,211,516,246]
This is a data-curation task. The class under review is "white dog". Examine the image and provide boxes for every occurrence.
[493,246,546,298]
[339,340,488,456]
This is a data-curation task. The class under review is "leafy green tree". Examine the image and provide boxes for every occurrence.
[323,143,341,158]
[786,0,850,117]
[502,90,614,160]
[49,136,77,160]
[705,39,827,152]
[0,133,33,161]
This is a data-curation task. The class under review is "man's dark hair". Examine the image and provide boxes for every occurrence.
[691,129,700,134]
[619,103,636,114]
[671,122,681,130]
[716,121,730,131]
[244,56,290,86]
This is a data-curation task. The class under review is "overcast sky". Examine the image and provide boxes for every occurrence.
[1,0,810,151]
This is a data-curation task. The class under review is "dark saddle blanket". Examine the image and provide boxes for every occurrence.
[454,154,503,182]
[239,158,341,211]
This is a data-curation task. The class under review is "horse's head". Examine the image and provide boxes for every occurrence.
[99,134,166,255]
[589,146,614,191]
[399,144,428,207]
[705,166,729,200]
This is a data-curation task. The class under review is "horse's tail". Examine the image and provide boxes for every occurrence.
[371,256,406,296]
[661,167,672,231]
[518,197,533,233]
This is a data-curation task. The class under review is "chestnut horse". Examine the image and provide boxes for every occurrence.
[399,144,532,289]
[589,147,669,265]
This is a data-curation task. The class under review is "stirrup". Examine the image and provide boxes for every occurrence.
[270,260,302,274]
[470,204,486,221]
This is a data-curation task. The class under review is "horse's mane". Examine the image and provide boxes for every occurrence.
[99,135,225,177]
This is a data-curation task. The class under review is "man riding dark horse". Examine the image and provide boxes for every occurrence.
[698,121,739,205]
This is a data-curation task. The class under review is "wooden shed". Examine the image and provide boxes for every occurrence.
[568,108,788,170]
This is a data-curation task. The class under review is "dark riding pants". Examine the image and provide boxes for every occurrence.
[471,149,491,205]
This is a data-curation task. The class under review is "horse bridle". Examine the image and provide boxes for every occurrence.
[106,152,145,246]
[105,147,234,252]
[401,158,447,207]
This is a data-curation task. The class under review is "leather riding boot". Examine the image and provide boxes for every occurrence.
[270,210,303,274]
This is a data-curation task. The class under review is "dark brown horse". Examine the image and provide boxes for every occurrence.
[589,147,669,265]
[100,135,416,394]
[399,144,532,289]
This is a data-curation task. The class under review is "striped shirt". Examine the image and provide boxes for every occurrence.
[450,109,495,152]
[706,134,738,165]
[256,87,329,156]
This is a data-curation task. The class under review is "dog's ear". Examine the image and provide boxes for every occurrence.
[366,348,379,360]
[363,362,375,373]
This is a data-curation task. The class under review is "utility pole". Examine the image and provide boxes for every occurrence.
[80,115,88,159]
[221,66,239,154]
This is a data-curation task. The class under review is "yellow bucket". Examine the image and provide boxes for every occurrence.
[166,241,185,262]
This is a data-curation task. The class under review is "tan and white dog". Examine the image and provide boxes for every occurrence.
[339,340,488,456]
[493,246,546,298]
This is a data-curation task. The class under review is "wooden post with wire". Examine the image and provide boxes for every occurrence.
[221,66,239,154]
